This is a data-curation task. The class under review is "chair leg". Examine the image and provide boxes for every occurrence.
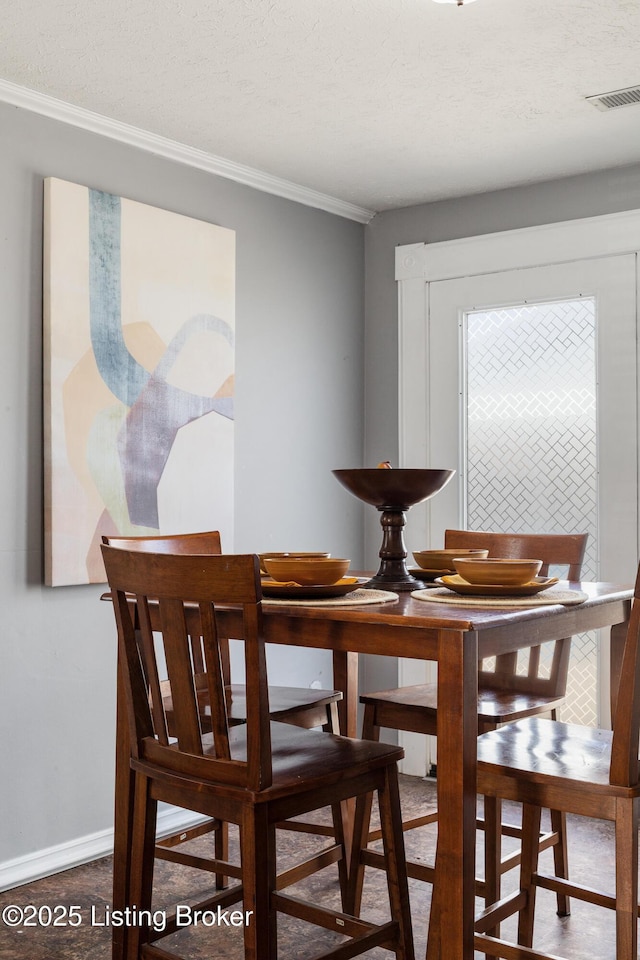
[544,707,570,918]
[241,804,277,960]
[126,773,157,960]
[425,845,442,960]
[549,807,570,916]
[482,794,502,949]
[516,803,542,949]
[112,680,136,960]
[345,703,379,916]
[346,779,376,916]
[483,795,502,907]
[615,797,638,960]
[323,700,341,733]
[324,699,351,876]
[330,799,351,910]
[214,819,229,890]
[378,764,415,960]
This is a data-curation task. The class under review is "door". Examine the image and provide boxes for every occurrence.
[398,253,638,773]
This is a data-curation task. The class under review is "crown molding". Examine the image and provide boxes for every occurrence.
[0,79,375,224]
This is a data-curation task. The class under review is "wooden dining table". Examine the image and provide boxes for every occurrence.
[109,577,633,960]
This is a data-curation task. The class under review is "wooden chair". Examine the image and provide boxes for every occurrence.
[473,563,640,960]
[103,531,344,884]
[102,546,414,960]
[103,532,342,731]
[347,529,587,919]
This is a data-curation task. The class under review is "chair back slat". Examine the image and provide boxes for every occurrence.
[102,545,271,790]
[199,600,231,759]
[112,589,155,756]
[190,634,207,675]
[135,594,170,746]
[157,595,207,756]
[610,567,640,787]
[445,529,588,697]
[242,602,272,785]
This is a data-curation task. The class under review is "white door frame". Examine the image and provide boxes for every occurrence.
[395,208,640,775]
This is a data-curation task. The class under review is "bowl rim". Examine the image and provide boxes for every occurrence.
[452,557,542,564]
[259,551,331,560]
[412,548,488,556]
[263,556,350,564]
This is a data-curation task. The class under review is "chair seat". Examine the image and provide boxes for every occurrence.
[477,687,565,724]
[361,682,564,726]
[228,683,342,723]
[161,679,341,727]
[478,717,640,797]
[143,720,405,802]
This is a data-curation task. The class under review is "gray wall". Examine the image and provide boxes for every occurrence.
[360,161,640,693]
[0,102,365,871]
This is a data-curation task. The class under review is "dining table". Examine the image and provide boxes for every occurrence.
[108,576,633,960]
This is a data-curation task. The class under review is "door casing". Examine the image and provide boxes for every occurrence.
[395,210,640,774]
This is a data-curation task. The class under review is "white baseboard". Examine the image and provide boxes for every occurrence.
[0,807,208,893]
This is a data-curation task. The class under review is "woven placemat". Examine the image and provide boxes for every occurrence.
[262,588,399,607]
[411,587,588,607]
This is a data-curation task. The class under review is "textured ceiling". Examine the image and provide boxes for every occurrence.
[2,0,640,212]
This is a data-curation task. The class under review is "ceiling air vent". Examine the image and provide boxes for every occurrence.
[586,85,640,111]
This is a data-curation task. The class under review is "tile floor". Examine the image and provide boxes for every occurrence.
[0,774,625,959]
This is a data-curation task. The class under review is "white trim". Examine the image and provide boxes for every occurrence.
[0,807,208,892]
[0,79,374,225]
[395,242,427,281]
[396,207,640,281]
[398,277,429,470]
[397,276,433,776]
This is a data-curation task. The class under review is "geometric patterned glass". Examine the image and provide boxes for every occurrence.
[464,299,598,725]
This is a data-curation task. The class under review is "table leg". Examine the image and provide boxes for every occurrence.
[332,650,359,738]
[427,629,478,960]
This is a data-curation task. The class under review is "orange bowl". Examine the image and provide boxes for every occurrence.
[452,557,542,586]
[412,548,488,571]
[263,556,350,586]
[258,551,329,574]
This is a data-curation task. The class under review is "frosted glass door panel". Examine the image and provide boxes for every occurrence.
[465,300,597,725]
[426,256,637,730]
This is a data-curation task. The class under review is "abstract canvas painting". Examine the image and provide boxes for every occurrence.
[43,178,235,586]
